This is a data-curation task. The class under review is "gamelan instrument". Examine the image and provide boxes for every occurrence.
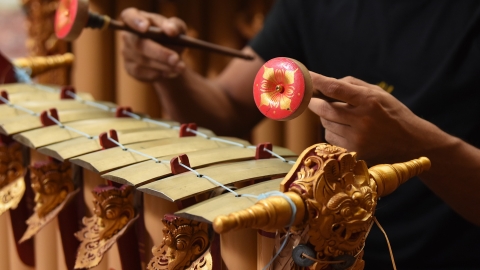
[54,0,254,60]
[0,54,430,270]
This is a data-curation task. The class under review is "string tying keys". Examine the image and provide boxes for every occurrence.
[170,154,191,174]
[256,142,273,159]
[40,108,59,126]
[99,129,119,150]
[179,123,197,137]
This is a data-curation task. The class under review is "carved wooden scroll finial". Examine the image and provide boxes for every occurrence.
[148,214,212,270]
[212,143,430,269]
[13,53,74,78]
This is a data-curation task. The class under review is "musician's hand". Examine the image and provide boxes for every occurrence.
[308,72,431,165]
[120,8,187,81]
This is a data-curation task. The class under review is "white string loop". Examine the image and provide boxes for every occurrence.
[0,96,39,116]
[45,114,96,139]
[106,137,167,164]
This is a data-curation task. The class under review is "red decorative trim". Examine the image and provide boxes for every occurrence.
[60,86,75,99]
[256,142,272,159]
[99,129,119,150]
[40,108,59,126]
[179,123,197,137]
[115,106,132,118]
[0,90,8,103]
[170,154,190,174]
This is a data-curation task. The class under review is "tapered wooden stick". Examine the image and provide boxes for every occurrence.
[55,0,254,60]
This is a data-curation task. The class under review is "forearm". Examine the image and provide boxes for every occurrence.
[152,47,265,136]
[307,73,480,225]
[406,120,480,225]
[153,68,263,136]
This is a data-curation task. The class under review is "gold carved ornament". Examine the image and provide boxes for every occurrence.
[13,53,74,78]
[92,184,136,240]
[213,143,430,270]
[30,160,73,218]
[148,214,212,270]
[74,184,138,269]
[0,141,26,216]
[20,160,78,242]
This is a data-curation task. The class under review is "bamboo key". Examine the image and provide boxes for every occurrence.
[55,0,254,60]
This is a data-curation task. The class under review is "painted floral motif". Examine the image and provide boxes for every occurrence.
[259,65,297,111]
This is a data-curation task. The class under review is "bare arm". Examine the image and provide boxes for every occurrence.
[152,48,265,136]
[308,73,480,226]
[120,8,264,136]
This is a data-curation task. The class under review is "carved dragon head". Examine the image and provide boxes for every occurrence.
[148,214,210,270]
[30,160,73,218]
[0,140,23,189]
[91,184,135,240]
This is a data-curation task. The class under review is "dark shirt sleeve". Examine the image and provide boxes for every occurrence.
[249,0,303,62]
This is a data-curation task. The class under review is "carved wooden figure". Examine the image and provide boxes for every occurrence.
[74,184,138,269]
[92,184,135,240]
[213,143,431,269]
[148,214,212,270]
[30,161,73,218]
[0,139,25,215]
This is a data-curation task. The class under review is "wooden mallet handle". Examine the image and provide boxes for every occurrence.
[55,0,254,60]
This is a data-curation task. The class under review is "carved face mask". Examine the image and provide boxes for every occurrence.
[160,216,209,270]
[92,185,135,240]
[30,162,73,218]
[0,143,23,189]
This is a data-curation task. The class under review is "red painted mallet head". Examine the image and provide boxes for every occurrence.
[54,0,89,41]
[253,57,313,121]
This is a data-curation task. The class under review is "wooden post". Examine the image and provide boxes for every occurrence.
[71,0,116,101]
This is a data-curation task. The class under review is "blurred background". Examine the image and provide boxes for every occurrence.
[0,0,321,154]
[0,0,28,58]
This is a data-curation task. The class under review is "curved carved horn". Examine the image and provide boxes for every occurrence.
[369,157,431,197]
[212,192,305,234]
